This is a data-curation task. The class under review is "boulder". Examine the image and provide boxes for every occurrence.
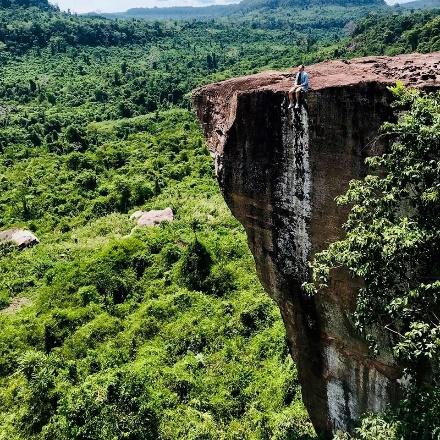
[131,207,174,227]
[0,228,39,249]
[129,210,144,220]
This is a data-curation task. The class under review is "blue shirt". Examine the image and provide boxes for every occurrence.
[295,71,309,91]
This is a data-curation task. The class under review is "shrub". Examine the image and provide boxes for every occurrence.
[178,239,212,292]
[0,290,10,309]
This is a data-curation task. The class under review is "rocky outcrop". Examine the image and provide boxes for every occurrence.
[130,207,174,227]
[0,228,39,249]
[193,53,440,437]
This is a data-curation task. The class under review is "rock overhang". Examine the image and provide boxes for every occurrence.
[192,52,440,438]
[193,53,439,174]
[195,52,440,97]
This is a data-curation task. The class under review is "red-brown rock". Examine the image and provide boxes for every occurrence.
[193,52,440,437]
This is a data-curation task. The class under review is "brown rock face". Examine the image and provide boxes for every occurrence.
[193,53,440,437]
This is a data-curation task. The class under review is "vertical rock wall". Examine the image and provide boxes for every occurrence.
[193,53,440,437]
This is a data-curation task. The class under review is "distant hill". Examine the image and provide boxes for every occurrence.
[93,4,238,19]
[0,0,52,8]
[97,0,385,20]
[239,0,384,8]
[395,0,440,8]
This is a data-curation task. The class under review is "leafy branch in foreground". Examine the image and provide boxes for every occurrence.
[305,84,440,372]
[309,84,440,439]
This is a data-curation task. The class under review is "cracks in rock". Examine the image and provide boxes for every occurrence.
[275,98,312,281]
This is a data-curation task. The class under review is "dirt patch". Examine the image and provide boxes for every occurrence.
[1,297,31,314]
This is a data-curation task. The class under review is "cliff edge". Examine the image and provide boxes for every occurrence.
[193,53,440,437]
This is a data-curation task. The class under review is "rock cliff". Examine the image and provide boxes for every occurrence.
[193,53,440,437]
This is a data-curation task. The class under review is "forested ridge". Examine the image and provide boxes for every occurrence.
[338,8,440,55]
[0,0,439,438]
[0,0,50,9]
[98,0,385,19]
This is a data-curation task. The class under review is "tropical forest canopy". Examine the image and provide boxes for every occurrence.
[0,0,439,438]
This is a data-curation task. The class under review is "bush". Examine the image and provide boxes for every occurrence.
[205,264,236,297]
[56,370,160,440]
[178,239,212,292]
[0,290,10,309]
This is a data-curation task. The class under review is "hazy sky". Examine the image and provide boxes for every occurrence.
[49,0,404,16]
[50,0,240,14]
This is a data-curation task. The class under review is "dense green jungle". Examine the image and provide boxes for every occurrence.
[0,0,439,438]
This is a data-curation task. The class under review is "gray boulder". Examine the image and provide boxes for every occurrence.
[130,208,174,227]
[0,228,39,249]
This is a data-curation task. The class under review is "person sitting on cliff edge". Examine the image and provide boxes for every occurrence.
[288,64,309,110]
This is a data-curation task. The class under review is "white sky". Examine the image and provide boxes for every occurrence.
[49,0,408,16]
